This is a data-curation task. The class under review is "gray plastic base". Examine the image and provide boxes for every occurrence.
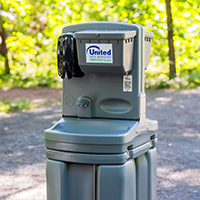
[46,148,157,200]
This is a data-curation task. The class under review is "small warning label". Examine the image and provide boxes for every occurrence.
[123,75,132,92]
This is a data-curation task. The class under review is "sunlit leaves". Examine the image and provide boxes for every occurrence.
[1,0,200,89]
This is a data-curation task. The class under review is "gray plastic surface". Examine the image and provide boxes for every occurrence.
[44,117,158,155]
[46,159,68,200]
[46,149,128,165]
[74,30,136,39]
[97,160,136,200]
[61,22,153,120]
[46,147,157,200]
[135,154,148,200]
[146,148,157,200]
[45,117,138,144]
[68,164,95,200]
[45,22,157,200]
[134,148,157,200]
[74,30,136,74]
[46,160,95,200]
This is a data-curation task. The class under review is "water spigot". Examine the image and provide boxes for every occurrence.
[76,96,93,118]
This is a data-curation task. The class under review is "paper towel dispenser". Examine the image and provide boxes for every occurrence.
[57,34,84,79]
[74,30,137,75]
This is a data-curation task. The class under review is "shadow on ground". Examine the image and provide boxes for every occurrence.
[146,88,200,200]
[0,105,61,200]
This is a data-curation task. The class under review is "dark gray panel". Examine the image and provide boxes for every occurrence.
[97,160,136,200]
[69,164,95,200]
[146,148,157,200]
[46,159,69,200]
[135,154,148,200]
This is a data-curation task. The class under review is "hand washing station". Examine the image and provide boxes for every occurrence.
[44,22,158,200]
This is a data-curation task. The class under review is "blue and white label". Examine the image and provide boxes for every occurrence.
[86,44,113,63]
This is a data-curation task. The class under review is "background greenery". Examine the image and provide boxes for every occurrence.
[0,0,200,89]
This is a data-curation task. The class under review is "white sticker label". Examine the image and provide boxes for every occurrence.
[85,44,113,63]
[123,75,132,92]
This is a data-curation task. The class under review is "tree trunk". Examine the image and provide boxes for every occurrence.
[165,0,176,78]
[0,17,10,74]
[4,54,10,74]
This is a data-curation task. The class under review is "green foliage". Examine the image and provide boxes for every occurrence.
[0,97,34,113]
[0,0,200,89]
[0,72,62,88]
[145,67,200,89]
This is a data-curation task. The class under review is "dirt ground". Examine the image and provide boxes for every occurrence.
[0,88,62,107]
[0,87,200,200]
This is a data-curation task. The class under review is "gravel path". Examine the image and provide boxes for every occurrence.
[147,88,200,200]
[0,88,200,200]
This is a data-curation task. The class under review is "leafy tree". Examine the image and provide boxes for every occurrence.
[0,0,200,89]
[0,4,10,74]
[0,0,65,86]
